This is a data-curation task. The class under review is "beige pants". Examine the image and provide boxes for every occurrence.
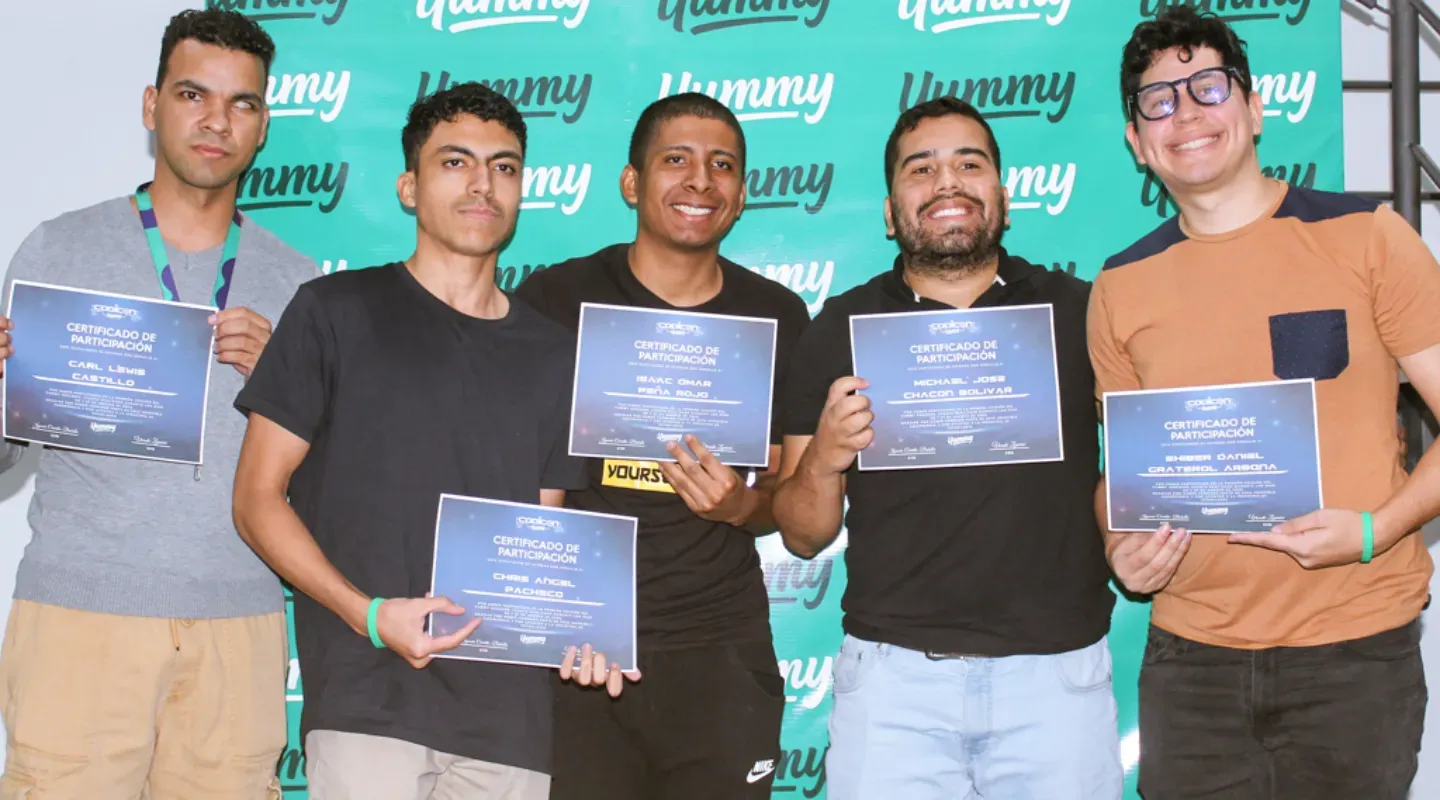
[306,731,550,800]
[0,599,288,799]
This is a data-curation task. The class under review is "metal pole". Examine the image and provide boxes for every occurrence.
[1394,0,1422,228]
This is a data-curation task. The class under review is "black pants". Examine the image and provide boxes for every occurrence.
[549,641,786,800]
[1137,620,1427,800]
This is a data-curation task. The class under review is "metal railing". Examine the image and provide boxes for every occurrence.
[1348,0,1440,469]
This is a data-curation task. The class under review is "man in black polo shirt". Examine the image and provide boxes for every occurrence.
[772,97,1120,798]
[514,92,811,798]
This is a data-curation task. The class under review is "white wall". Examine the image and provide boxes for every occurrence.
[0,1,1436,794]
[1342,5,1440,798]
[0,0,191,764]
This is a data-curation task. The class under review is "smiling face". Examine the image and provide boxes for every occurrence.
[397,114,524,259]
[1125,45,1264,198]
[622,115,745,253]
[884,113,1008,275]
[143,39,269,191]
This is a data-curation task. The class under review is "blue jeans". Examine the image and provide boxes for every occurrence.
[826,634,1122,800]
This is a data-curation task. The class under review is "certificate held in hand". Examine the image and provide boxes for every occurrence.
[427,494,638,671]
[569,303,777,467]
[3,280,216,464]
[1102,379,1324,534]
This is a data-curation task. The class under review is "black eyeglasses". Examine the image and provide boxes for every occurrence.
[1129,66,1245,121]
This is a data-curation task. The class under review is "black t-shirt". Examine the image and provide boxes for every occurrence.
[782,251,1114,657]
[514,243,811,649]
[233,263,587,773]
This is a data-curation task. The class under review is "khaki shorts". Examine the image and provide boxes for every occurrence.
[0,599,287,799]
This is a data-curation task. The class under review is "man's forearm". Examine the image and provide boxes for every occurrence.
[736,476,778,537]
[773,457,845,558]
[235,490,371,636]
[1375,442,1440,552]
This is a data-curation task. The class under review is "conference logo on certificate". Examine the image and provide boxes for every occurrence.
[569,303,777,467]
[1102,379,1324,534]
[3,280,216,464]
[428,494,638,671]
[849,303,1064,471]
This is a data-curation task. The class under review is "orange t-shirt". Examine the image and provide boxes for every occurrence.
[1088,181,1440,649]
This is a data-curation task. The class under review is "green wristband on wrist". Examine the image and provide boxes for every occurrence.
[1361,512,1374,564]
[367,597,386,648]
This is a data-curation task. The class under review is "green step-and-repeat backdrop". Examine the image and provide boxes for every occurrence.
[209,1,1341,796]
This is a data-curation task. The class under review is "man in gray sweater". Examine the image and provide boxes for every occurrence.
[0,9,316,798]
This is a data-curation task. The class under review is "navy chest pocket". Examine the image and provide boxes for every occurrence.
[1268,309,1349,381]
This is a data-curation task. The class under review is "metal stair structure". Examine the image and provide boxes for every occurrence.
[1348,0,1440,470]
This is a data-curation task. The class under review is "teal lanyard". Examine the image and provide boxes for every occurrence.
[132,183,243,479]
[133,183,243,310]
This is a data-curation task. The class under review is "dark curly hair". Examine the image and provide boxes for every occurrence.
[156,9,276,88]
[403,82,527,172]
[628,93,746,173]
[884,96,1000,193]
[1120,5,1251,119]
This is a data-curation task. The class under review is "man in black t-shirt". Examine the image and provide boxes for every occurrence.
[771,98,1121,799]
[232,83,613,799]
[514,93,810,799]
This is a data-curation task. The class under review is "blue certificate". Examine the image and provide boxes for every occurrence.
[427,494,638,670]
[849,304,1064,470]
[3,280,216,464]
[569,303,777,467]
[1103,379,1324,534]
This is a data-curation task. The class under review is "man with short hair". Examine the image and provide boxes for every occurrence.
[514,92,811,799]
[1091,7,1440,797]
[0,9,315,798]
[232,80,610,800]
[771,96,1121,799]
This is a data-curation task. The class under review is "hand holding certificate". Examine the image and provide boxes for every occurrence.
[427,494,638,672]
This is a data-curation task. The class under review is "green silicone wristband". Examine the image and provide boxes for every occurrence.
[367,597,386,648]
[1361,512,1374,564]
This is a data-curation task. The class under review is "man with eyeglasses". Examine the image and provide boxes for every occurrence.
[1089,7,1440,799]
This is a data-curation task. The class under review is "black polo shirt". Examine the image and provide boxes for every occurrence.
[782,250,1114,656]
[515,243,812,650]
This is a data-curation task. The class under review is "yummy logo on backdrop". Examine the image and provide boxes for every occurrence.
[1252,70,1317,124]
[899,70,1075,123]
[236,161,348,214]
[1139,0,1310,24]
[266,71,350,123]
[657,0,830,34]
[745,163,833,214]
[746,259,834,314]
[206,0,349,24]
[522,164,591,215]
[416,0,590,32]
[899,0,1071,33]
[658,72,834,124]
[1006,163,1075,216]
[417,71,592,124]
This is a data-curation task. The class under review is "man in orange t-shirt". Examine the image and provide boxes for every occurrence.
[1090,7,1440,799]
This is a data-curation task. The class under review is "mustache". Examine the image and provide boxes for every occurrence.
[918,191,985,218]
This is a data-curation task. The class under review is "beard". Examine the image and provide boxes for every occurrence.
[893,190,1005,278]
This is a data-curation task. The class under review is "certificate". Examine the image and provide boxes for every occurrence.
[1102,379,1324,534]
[2,280,216,464]
[849,304,1064,470]
[569,303,777,467]
[427,494,638,670]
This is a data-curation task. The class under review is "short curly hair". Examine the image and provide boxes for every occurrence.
[403,82,527,172]
[156,9,276,88]
[628,93,746,173]
[1120,5,1251,120]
